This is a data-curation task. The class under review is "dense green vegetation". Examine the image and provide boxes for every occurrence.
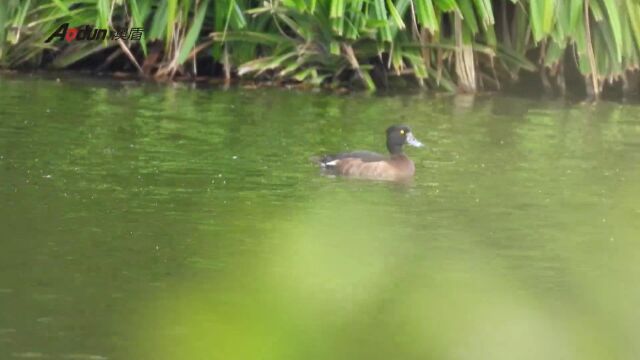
[1,0,640,96]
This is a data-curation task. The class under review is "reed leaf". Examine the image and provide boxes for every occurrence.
[415,0,439,33]
[458,0,479,34]
[600,0,623,63]
[177,0,209,64]
[166,0,178,49]
[530,0,554,42]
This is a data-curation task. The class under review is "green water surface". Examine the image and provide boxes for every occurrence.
[1,75,639,360]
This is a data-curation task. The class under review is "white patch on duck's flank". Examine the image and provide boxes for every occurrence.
[323,159,339,167]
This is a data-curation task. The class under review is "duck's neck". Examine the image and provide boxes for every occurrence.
[387,142,404,156]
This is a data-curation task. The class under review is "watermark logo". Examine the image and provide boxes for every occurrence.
[45,23,144,43]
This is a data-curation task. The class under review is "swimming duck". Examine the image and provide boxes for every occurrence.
[318,125,424,181]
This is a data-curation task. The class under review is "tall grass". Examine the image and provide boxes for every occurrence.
[1,0,639,96]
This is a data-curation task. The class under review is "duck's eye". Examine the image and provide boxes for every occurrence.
[400,129,405,135]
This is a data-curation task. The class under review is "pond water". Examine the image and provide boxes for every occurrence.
[1,75,639,360]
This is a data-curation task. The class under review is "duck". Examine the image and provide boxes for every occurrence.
[318,125,424,181]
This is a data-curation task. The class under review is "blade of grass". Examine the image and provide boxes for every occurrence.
[177,0,210,64]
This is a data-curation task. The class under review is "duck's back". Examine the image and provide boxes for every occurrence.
[320,151,386,164]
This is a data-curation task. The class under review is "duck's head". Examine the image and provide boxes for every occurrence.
[386,125,424,154]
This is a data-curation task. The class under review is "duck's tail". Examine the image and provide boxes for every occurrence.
[309,155,338,168]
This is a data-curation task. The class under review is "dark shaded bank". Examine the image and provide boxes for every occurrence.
[0,68,634,106]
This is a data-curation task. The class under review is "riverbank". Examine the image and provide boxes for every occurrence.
[3,1,640,98]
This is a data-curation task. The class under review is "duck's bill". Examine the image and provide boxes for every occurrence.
[406,132,424,147]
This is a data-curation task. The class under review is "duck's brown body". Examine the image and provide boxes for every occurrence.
[332,154,415,181]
